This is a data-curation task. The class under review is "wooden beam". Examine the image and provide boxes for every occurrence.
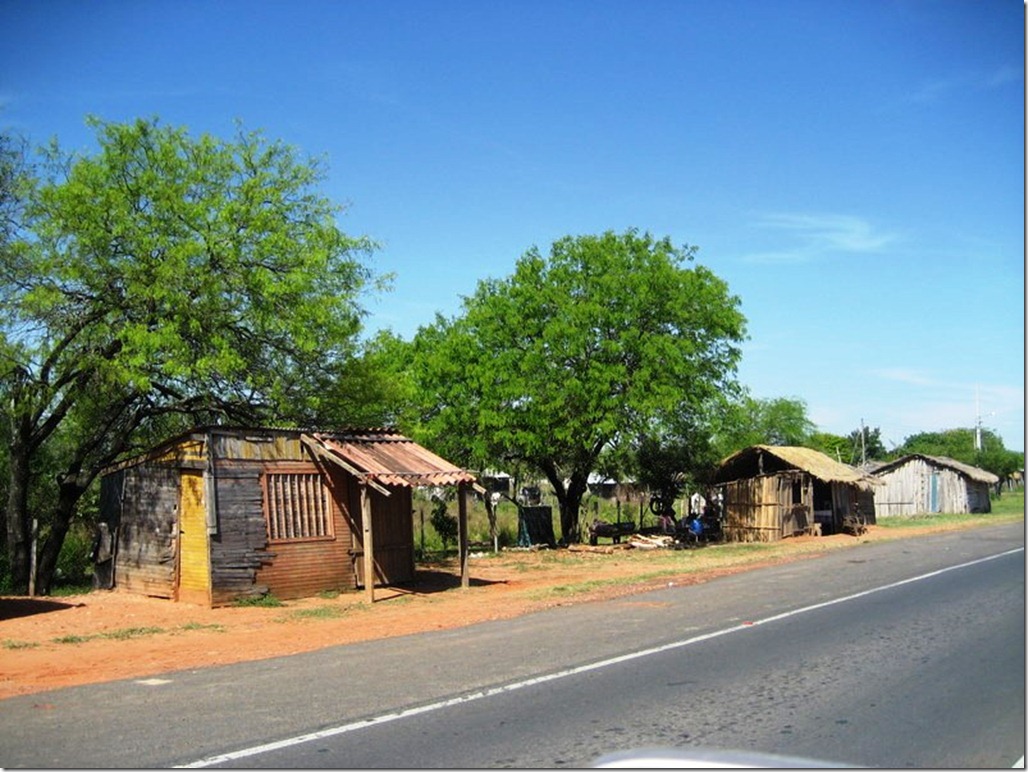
[458,482,469,590]
[361,482,375,604]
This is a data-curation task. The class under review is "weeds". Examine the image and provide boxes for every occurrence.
[232,594,284,608]
[286,606,346,620]
[3,639,40,650]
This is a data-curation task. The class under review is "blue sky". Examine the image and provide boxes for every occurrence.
[1,0,1023,452]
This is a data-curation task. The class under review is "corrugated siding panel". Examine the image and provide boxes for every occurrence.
[255,504,354,599]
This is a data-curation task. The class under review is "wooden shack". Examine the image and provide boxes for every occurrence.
[97,427,478,605]
[870,454,998,516]
[712,445,877,541]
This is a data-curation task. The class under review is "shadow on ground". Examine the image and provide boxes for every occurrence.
[0,597,85,621]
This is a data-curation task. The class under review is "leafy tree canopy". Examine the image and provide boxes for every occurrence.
[1,117,383,593]
[806,425,886,466]
[409,229,746,542]
[894,428,1023,481]
[711,394,815,459]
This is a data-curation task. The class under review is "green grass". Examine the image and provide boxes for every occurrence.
[3,639,41,650]
[176,622,226,633]
[990,487,1024,517]
[52,634,95,644]
[19,622,224,648]
[877,509,1023,530]
[285,605,346,620]
[232,593,284,607]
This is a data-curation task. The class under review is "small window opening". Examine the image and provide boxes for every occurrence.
[264,473,333,541]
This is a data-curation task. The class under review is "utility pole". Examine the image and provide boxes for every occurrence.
[860,419,867,466]
[975,385,982,454]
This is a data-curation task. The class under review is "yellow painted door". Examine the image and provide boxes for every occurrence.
[177,470,211,604]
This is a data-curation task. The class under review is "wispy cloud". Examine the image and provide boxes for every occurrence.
[743,212,897,264]
[908,65,1022,104]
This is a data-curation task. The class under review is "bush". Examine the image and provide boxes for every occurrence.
[430,498,458,550]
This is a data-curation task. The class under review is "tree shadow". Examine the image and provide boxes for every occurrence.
[400,569,506,596]
[0,597,86,621]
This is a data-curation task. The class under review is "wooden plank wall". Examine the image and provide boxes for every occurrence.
[873,457,985,516]
[348,482,415,588]
[253,462,355,600]
[112,467,180,598]
[208,461,274,605]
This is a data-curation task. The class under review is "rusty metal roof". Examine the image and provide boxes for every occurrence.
[306,430,478,488]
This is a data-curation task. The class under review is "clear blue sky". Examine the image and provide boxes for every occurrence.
[1,0,1023,452]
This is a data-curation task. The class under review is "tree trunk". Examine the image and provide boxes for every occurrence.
[33,475,89,596]
[559,471,589,544]
[5,426,32,594]
[539,461,589,544]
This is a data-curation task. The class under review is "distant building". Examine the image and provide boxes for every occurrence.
[870,454,998,516]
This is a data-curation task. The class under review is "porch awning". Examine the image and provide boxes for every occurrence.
[301,430,479,490]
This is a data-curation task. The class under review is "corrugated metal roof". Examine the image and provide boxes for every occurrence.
[872,454,999,484]
[716,445,879,488]
[308,430,478,488]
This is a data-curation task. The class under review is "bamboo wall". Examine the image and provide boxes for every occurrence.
[720,473,813,542]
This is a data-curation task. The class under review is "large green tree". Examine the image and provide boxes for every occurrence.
[409,230,746,542]
[1,117,381,594]
[711,394,816,459]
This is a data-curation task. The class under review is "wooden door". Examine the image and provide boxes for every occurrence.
[177,470,211,604]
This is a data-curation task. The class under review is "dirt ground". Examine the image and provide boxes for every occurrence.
[0,523,995,700]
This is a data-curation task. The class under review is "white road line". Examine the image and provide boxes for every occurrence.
[178,546,1024,768]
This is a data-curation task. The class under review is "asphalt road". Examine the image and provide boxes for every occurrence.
[1,522,1023,768]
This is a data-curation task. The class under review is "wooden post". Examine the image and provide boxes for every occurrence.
[361,482,375,604]
[458,482,469,590]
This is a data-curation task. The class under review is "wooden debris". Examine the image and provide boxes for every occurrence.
[627,533,675,550]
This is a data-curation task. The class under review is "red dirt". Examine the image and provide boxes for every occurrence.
[0,524,983,700]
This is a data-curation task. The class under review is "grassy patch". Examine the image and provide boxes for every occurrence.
[3,639,41,650]
[876,510,1023,530]
[103,626,165,640]
[285,605,346,621]
[52,626,168,644]
[52,634,94,644]
[232,594,284,608]
[177,622,226,633]
[991,488,1024,517]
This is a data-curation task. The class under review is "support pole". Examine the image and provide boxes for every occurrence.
[361,482,375,604]
[458,483,469,590]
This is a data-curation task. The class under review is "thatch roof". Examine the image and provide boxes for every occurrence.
[871,454,999,485]
[714,445,878,488]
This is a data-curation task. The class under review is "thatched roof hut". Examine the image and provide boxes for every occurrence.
[712,445,877,541]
